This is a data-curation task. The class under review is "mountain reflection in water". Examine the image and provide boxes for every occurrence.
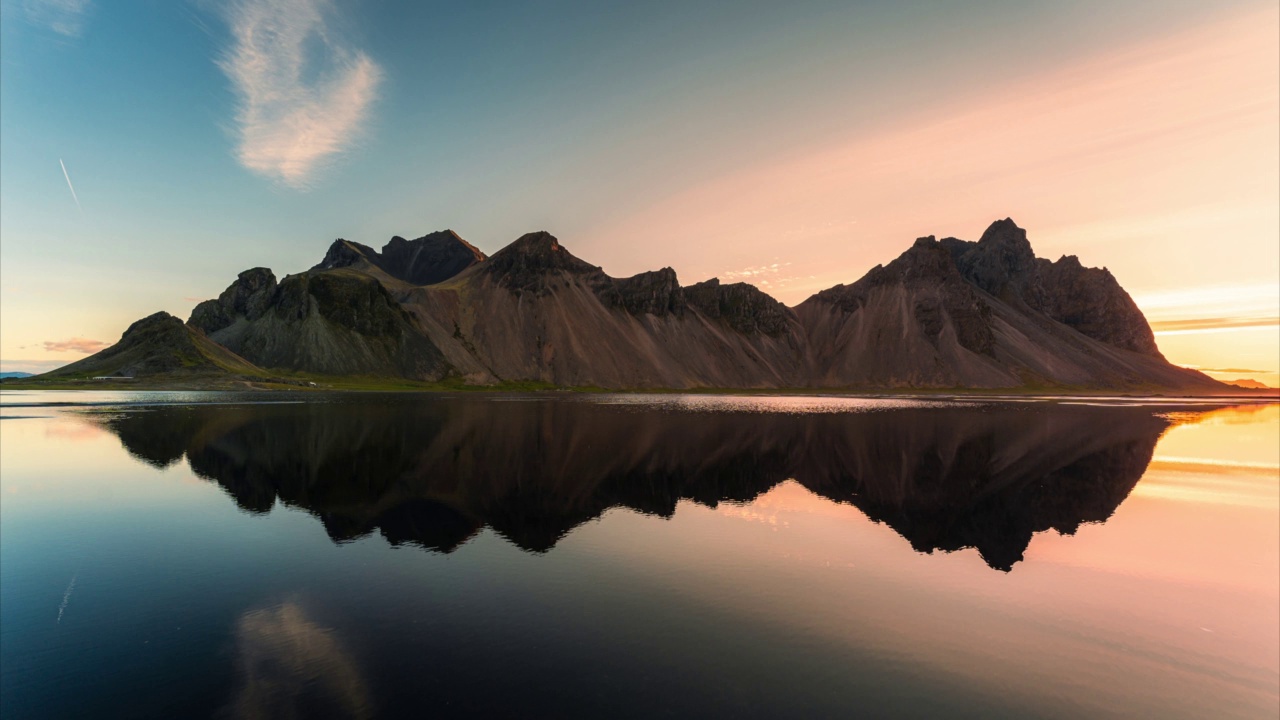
[86,396,1189,571]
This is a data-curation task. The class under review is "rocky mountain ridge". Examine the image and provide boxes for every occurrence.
[42,218,1224,391]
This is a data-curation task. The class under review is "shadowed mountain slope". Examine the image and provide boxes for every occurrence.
[43,219,1225,390]
[795,220,1218,389]
[41,312,264,379]
[312,230,486,287]
[398,231,809,387]
[192,268,451,380]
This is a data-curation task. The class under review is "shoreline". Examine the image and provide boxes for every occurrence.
[1,377,1275,401]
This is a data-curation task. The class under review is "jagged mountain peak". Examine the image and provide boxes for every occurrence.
[959,218,1038,299]
[315,239,378,272]
[383,229,479,254]
[498,230,568,255]
[978,217,1030,245]
[376,230,486,285]
[483,231,605,292]
[189,267,278,335]
[312,231,485,286]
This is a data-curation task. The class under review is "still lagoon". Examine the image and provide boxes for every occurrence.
[1,391,1276,718]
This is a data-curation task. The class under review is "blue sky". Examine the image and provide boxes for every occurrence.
[1,0,1276,379]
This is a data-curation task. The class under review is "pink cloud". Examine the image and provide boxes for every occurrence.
[42,337,108,354]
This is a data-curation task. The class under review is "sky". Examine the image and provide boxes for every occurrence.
[1,0,1277,383]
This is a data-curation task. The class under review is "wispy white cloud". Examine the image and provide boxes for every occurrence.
[220,0,382,188]
[22,0,91,37]
[56,575,77,624]
[59,158,82,212]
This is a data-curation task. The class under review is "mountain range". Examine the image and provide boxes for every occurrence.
[38,218,1225,391]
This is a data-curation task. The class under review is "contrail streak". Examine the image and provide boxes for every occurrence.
[59,158,82,212]
[57,575,77,624]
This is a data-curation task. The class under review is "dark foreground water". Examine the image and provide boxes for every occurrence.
[1,391,1276,719]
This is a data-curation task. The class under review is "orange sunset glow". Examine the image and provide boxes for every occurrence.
[578,4,1279,387]
[3,3,1279,718]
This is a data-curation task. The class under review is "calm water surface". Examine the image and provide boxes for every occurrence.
[1,391,1277,719]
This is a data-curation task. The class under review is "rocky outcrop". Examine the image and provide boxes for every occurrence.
[480,231,612,295]
[809,237,995,355]
[312,231,485,286]
[949,218,1041,302]
[43,311,263,379]
[614,268,686,317]
[189,268,277,335]
[1033,254,1161,356]
[684,278,796,336]
[379,231,486,285]
[203,270,451,380]
[944,218,1160,356]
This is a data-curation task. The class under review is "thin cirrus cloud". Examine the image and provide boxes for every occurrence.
[42,337,107,353]
[22,0,91,37]
[219,0,381,189]
[1150,317,1280,336]
[1135,282,1280,336]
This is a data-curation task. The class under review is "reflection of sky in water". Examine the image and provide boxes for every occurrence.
[0,393,1275,719]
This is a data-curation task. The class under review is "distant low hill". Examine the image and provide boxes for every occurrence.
[0,372,33,379]
[1223,378,1274,390]
[32,219,1228,391]
[41,312,265,381]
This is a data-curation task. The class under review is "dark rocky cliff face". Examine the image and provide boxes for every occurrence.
[380,231,486,285]
[314,240,380,273]
[187,265,451,380]
[313,231,485,286]
[614,268,687,317]
[684,278,796,336]
[189,268,277,335]
[951,218,1042,302]
[270,272,408,335]
[945,219,1160,356]
[1033,255,1161,356]
[214,271,451,379]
